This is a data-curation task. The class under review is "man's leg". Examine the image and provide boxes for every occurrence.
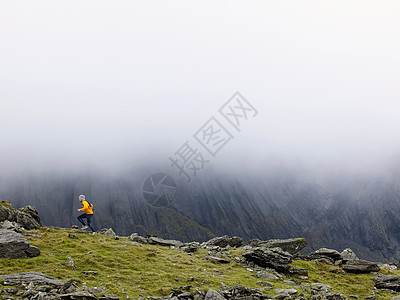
[86,214,95,232]
[77,213,87,226]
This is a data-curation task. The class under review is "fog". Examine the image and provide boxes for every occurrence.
[1,0,400,178]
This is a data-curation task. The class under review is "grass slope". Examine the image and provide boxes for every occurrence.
[0,227,399,299]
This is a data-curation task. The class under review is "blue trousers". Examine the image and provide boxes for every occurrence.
[77,213,95,232]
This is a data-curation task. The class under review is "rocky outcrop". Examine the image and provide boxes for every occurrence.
[180,242,200,253]
[0,219,24,232]
[0,272,64,287]
[0,200,13,221]
[147,236,183,248]
[309,248,342,264]
[9,205,42,230]
[202,235,243,248]
[248,238,306,255]
[0,272,119,300]
[243,247,292,273]
[0,229,40,258]
[343,259,380,274]
[340,248,358,263]
[372,275,400,292]
[0,201,41,230]
[98,228,117,237]
[169,286,271,300]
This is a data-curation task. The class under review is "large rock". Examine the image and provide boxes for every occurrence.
[372,275,400,292]
[218,285,269,299]
[340,248,358,263]
[180,242,200,253]
[309,248,342,264]
[9,205,42,230]
[343,259,380,273]
[203,235,243,248]
[243,247,292,273]
[98,228,117,237]
[251,238,306,255]
[0,220,23,232]
[147,236,183,248]
[0,272,63,287]
[0,229,40,258]
[205,289,226,300]
[0,201,13,222]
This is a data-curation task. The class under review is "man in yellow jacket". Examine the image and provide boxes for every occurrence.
[77,195,95,232]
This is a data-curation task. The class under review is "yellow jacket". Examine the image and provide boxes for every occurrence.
[80,200,93,215]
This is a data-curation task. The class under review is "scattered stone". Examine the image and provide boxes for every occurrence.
[0,229,40,258]
[68,233,78,239]
[286,266,308,277]
[124,241,141,246]
[309,248,342,264]
[204,289,225,300]
[98,228,117,237]
[274,288,298,295]
[22,232,42,238]
[372,275,400,292]
[129,234,149,244]
[93,286,107,294]
[253,238,306,255]
[0,272,64,288]
[202,235,243,248]
[343,259,380,274]
[83,271,98,276]
[256,281,274,288]
[180,242,200,253]
[243,247,292,272]
[147,236,183,248]
[66,256,77,268]
[218,285,269,299]
[341,248,358,263]
[256,270,283,281]
[205,256,230,264]
[60,279,78,294]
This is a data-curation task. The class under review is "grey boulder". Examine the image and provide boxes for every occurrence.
[243,247,292,273]
[250,238,306,255]
[372,275,400,292]
[0,229,40,258]
[147,236,183,248]
[343,259,380,274]
[0,272,64,288]
[202,235,243,248]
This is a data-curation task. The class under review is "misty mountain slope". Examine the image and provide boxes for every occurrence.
[3,167,400,261]
[1,172,215,241]
[172,172,325,242]
[307,175,400,261]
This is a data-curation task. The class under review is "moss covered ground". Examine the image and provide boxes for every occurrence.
[0,227,399,299]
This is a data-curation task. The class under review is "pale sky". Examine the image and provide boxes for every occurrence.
[1,1,400,174]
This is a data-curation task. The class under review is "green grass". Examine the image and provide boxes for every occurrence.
[0,227,399,299]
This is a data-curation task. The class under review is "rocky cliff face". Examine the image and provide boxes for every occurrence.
[1,167,400,261]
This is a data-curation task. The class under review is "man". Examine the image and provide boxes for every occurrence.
[77,194,95,232]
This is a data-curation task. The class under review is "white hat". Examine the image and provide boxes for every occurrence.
[79,195,86,200]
